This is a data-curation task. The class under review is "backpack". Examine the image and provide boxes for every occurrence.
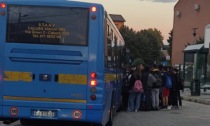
[165,75,172,89]
[134,80,143,92]
[152,74,162,88]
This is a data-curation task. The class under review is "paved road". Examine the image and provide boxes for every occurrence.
[2,100,210,126]
[113,100,210,126]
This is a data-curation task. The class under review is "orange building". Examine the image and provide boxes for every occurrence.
[109,14,126,30]
[172,0,210,66]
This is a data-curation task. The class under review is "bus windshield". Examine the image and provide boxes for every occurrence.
[6,5,89,46]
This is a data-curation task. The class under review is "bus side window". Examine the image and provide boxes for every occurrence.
[107,38,112,68]
[113,36,118,68]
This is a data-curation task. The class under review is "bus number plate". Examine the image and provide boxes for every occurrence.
[32,110,56,118]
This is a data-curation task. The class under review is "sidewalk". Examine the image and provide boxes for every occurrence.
[181,88,210,105]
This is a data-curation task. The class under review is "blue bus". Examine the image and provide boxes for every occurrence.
[0,0,125,125]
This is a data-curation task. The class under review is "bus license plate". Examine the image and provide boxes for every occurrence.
[32,110,56,118]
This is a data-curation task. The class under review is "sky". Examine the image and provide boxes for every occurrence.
[75,0,178,44]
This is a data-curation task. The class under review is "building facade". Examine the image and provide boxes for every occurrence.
[172,0,210,66]
[109,14,126,30]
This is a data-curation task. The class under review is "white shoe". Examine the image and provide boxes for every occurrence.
[167,106,171,110]
[135,109,138,112]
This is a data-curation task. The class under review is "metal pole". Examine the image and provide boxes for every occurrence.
[192,28,198,45]
[183,53,186,81]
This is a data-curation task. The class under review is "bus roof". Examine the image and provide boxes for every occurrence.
[5,0,103,9]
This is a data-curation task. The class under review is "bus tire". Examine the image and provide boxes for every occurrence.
[117,94,123,112]
[106,108,113,126]
[20,119,31,125]
[106,96,114,126]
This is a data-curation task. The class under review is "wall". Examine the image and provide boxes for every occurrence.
[172,0,210,65]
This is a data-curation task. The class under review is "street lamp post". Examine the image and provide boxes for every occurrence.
[192,28,198,45]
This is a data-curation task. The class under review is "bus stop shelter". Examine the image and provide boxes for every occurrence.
[183,44,208,96]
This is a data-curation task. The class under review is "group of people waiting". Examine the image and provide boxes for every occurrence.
[121,64,184,112]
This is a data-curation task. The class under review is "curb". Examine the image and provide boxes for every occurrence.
[182,96,210,105]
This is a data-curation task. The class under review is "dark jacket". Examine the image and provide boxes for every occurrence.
[141,71,150,90]
[149,69,162,88]
[177,74,184,90]
[129,74,141,90]
[170,71,178,90]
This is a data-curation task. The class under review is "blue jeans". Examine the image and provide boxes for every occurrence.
[127,90,142,112]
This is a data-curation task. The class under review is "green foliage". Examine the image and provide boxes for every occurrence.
[185,37,204,46]
[196,37,204,44]
[167,30,173,65]
[119,26,163,65]
[132,58,144,66]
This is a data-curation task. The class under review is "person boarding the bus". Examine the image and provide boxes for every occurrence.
[141,65,152,111]
[162,66,171,109]
[127,66,143,112]
[148,64,162,110]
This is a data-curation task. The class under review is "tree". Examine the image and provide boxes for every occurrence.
[120,26,136,63]
[185,37,204,46]
[132,58,144,66]
[120,26,163,65]
[196,37,204,44]
[139,28,163,64]
[167,30,173,65]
